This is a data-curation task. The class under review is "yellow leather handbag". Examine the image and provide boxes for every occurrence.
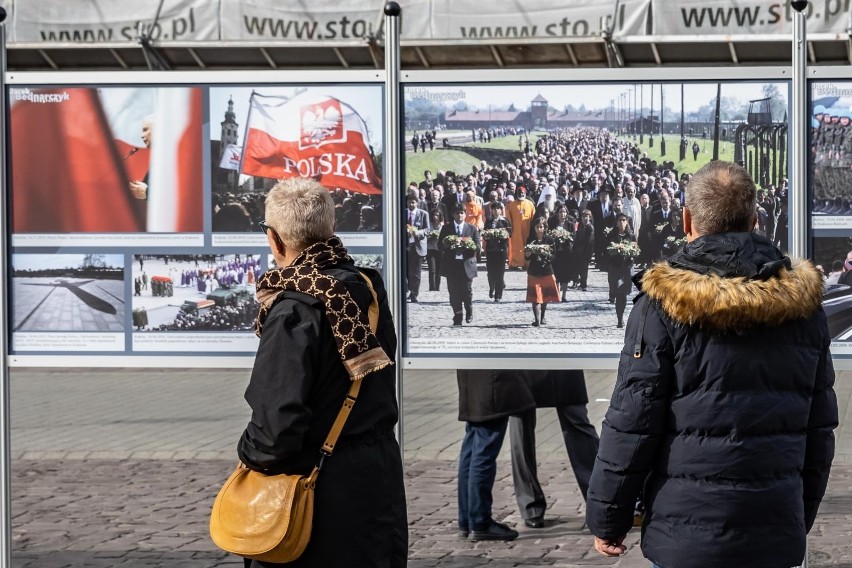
[210,375,363,563]
[210,273,378,563]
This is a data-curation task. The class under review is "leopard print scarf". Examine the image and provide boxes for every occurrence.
[254,236,392,381]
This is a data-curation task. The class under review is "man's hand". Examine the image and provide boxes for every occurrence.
[130,181,148,200]
[593,535,627,557]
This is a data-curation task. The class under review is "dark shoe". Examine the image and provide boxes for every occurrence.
[458,528,470,538]
[469,521,519,542]
[453,317,463,326]
[409,296,418,303]
[561,294,567,302]
[617,320,624,328]
[524,516,545,529]
[540,318,547,325]
[489,288,494,298]
[466,312,473,324]
[581,287,587,291]
[531,321,540,327]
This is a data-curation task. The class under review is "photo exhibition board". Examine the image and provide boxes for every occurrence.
[399,75,793,366]
[5,72,386,363]
[809,71,852,362]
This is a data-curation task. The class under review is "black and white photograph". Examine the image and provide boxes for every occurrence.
[811,82,852,229]
[209,85,384,247]
[12,254,125,332]
[131,254,260,332]
[403,81,789,355]
[814,236,852,349]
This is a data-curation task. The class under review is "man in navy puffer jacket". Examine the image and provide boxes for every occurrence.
[586,160,838,568]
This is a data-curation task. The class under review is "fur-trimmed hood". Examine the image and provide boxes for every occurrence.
[639,232,824,331]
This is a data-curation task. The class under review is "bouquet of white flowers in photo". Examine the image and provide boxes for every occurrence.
[524,243,553,263]
[481,228,509,241]
[443,234,478,252]
[665,236,687,247]
[655,223,668,234]
[606,241,641,259]
[425,229,441,240]
[546,227,573,245]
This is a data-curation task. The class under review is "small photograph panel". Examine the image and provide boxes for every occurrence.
[10,86,203,234]
[131,255,261,332]
[209,85,384,239]
[12,254,125,332]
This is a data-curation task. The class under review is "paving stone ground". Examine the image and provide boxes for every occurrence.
[9,367,852,567]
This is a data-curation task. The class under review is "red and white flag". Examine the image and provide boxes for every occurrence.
[147,88,204,232]
[10,87,143,232]
[101,88,153,183]
[242,92,382,195]
[219,143,242,171]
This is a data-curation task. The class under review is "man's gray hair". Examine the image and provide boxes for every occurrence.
[264,177,335,251]
[685,161,756,235]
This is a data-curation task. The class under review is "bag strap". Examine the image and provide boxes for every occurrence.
[307,271,381,485]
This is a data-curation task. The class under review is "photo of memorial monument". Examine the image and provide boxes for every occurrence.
[131,254,260,332]
[402,81,789,356]
[11,254,125,332]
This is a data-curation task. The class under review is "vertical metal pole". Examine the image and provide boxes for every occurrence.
[792,3,809,564]
[790,2,808,261]
[383,2,403,453]
[0,7,10,568]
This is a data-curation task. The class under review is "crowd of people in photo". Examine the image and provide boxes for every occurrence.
[152,297,259,332]
[213,188,384,233]
[812,105,852,215]
[405,127,790,328]
[134,256,262,332]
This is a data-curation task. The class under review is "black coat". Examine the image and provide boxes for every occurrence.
[439,222,479,280]
[457,370,589,423]
[238,263,407,567]
[586,233,837,568]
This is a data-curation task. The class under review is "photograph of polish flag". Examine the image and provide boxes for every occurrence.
[10,86,203,233]
[243,91,382,195]
[209,86,384,233]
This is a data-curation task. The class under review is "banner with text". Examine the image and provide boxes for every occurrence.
[652,0,852,36]
[9,0,218,43]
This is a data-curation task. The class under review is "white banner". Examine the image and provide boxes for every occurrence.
[12,0,218,43]
[652,0,852,35]
[219,0,427,42]
[429,0,650,40]
[219,0,647,41]
[2,0,849,44]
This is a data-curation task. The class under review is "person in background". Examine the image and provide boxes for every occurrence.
[587,161,837,568]
[509,370,599,528]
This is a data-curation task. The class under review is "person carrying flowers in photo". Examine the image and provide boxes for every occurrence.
[425,209,445,291]
[524,216,560,327]
[439,204,480,326]
[482,201,512,302]
[547,203,576,302]
[659,208,686,259]
[605,213,639,328]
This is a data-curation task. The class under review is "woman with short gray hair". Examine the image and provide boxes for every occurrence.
[236,177,408,567]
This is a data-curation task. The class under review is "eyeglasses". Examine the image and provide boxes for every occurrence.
[258,220,275,235]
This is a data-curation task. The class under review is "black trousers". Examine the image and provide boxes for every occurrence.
[509,406,599,519]
[446,275,473,320]
[485,252,507,299]
[426,249,441,291]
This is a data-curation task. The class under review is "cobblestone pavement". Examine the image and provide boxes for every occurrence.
[9,368,852,567]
